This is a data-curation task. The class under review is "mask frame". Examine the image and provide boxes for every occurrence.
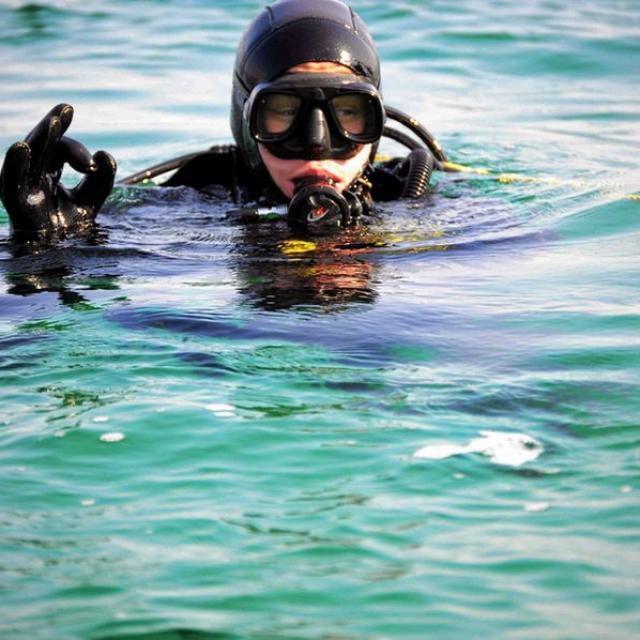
[243,73,385,160]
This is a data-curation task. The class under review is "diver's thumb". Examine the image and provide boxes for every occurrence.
[72,150,117,212]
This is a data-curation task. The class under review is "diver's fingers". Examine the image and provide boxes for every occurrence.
[0,142,31,197]
[24,104,71,153]
[72,150,117,211]
[26,114,62,184]
[53,137,97,174]
[57,104,74,137]
[24,104,72,181]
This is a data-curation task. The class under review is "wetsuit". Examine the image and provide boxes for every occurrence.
[161,145,409,203]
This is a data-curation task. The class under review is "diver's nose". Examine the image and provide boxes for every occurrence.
[303,107,331,156]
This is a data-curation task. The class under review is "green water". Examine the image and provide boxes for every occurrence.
[1,1,639,639]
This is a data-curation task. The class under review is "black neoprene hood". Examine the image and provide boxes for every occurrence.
[230,0,381,172]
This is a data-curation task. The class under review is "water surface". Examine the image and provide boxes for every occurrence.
[1,1,639,638]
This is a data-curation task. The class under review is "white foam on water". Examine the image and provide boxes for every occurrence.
[524,501,550,512]
[415,442,469,460]
[100,432,126,443]
[413,430,543,467]
[93,416,110,423]
[206,403,237,417]
[206,403,236,412]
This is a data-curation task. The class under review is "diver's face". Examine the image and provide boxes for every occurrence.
[258,62,373,199]
[259,143,372,199]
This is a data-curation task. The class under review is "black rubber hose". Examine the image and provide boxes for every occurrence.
[401,148,435,199]
[118,151,206,185]
[384,105,448,163]
[382,125,423,151]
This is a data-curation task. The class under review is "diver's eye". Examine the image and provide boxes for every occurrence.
[332,94,368,135]
[258,94,302,134]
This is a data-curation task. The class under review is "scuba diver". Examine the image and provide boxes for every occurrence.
[0,0,448,243]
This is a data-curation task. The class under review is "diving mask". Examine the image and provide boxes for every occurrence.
[244,73,384,160]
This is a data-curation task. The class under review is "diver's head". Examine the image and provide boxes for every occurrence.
[231,0,382,198]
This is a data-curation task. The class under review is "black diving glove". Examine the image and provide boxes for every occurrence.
[0,103,116,241]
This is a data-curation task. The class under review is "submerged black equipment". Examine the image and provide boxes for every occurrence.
[224,174,371,234]
[245,73,384,161]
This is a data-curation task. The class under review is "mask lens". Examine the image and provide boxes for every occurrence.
[257,93,302,136]
[331,93,376,137]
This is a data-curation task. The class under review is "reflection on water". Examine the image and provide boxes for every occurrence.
[0,229,123,309]
[1,182,530,313]
[2,187,386,313]
[233,222,380,311]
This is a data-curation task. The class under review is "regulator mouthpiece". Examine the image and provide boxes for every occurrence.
[287,178,352,235]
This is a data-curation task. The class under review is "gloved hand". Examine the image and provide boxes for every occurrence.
[0,103,116,241]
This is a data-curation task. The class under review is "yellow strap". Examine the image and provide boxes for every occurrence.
[442,161,492,175]
[442,161,639,200]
